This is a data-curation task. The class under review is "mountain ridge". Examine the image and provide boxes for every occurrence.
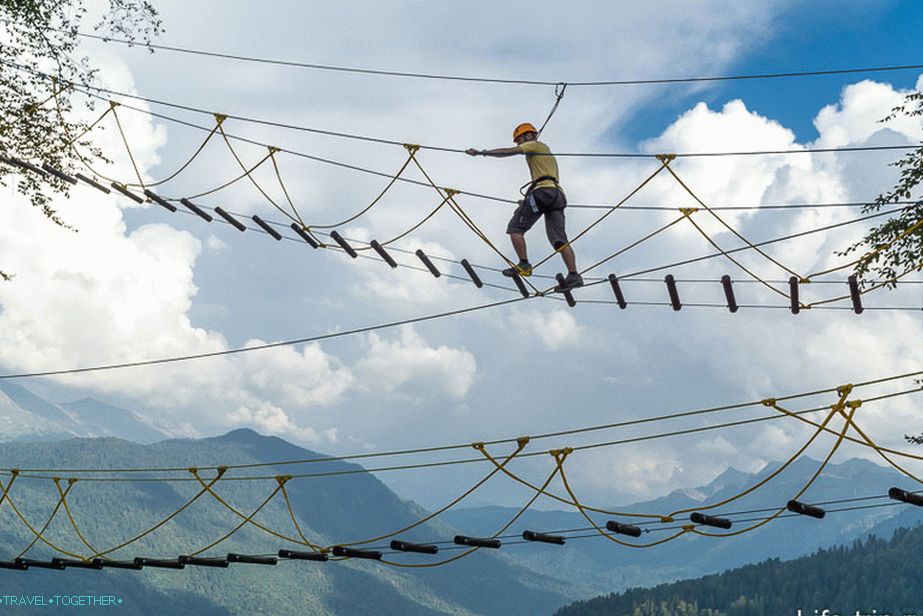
[0,428,573,615]
[0,381,172,443]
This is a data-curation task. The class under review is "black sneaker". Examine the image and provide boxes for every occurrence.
[502,261,533,277]
[555,272,583,291]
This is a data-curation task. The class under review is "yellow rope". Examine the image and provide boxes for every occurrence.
[142,122,222,189]
[52,80,118,182]
[53,478,105,559]
[311,145,419,230]
[448,197,544,294]
[831,400,923,485]
[531,161,669,270]
[15,478,75,559]
[764,388,923,463]
[663,161,803,279]
[808,261,923,308]
[51,79,217,190]
[682,212,791,299]
[189,477,286,556]
[0,87,63,135]
[0,473,86,559]
[269,149,306,227]
[409,155,540,292]
[93,468,227,557]
[554,449,688,548]
[0,469,17,509]
[380,446,562,568]
[474,440,663,520]
[694,400,858,538]
[669,387,852,518]
[336,437,529,549]
[806,215,923,280]
[217,119,302,224]
[369,191,453,249]
[109,102,145,189]
[279,480,323,551]
[65,107,110,149]
[570,213,687,284]
[188,469,306,545]
[184,151,273,200]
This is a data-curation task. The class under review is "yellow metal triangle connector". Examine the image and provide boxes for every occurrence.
[403,144,420,154]
[656,153,677,163]
[213,113,228,125]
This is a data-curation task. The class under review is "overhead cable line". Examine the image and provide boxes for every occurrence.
[221,201,914,287]
[614,206,910,279]
[387,499,907,558]
[50,86,910,312]
[2,389,920,566]
[4,405,921,569]
[44,101,907,311]
[360,490,917,551]
[50,87,912,311]
[4,384,920,482]
[172,197,922,300]
[1,498,910,573]
[3,372,908,474]
[5,146,916,314]
[0,296,527,380]
[11,22,922,88]
[0,188,919,385]
[6,60,920,160]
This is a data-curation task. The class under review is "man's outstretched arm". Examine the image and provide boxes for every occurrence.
[465,146,522,158]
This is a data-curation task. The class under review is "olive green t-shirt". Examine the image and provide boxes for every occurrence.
[519,140,561,191]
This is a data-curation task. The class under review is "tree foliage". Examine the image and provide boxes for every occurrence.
[556,528,923,616]
[838,92,923,286]
[0,0,162,279]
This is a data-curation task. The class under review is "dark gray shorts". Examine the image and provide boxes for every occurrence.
[506,188,568,248]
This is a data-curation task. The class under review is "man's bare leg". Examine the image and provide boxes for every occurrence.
[510,233,528,262]
[559,244,577,273]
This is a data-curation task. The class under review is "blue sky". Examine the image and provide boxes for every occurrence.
[621,0,923,144]
[1,1,922,510]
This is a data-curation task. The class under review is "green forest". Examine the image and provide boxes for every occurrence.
[556,524,923,616]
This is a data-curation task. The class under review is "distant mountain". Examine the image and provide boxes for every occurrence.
[0,382,170,443]
[0,429,573,615]
[444,456,923,596]
[554,525,923,615]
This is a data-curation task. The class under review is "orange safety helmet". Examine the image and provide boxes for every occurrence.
[512,122,537,141]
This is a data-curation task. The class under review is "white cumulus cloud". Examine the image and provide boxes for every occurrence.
[356,325,477,400]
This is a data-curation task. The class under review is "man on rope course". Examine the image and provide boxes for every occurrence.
[466,123,582,290]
